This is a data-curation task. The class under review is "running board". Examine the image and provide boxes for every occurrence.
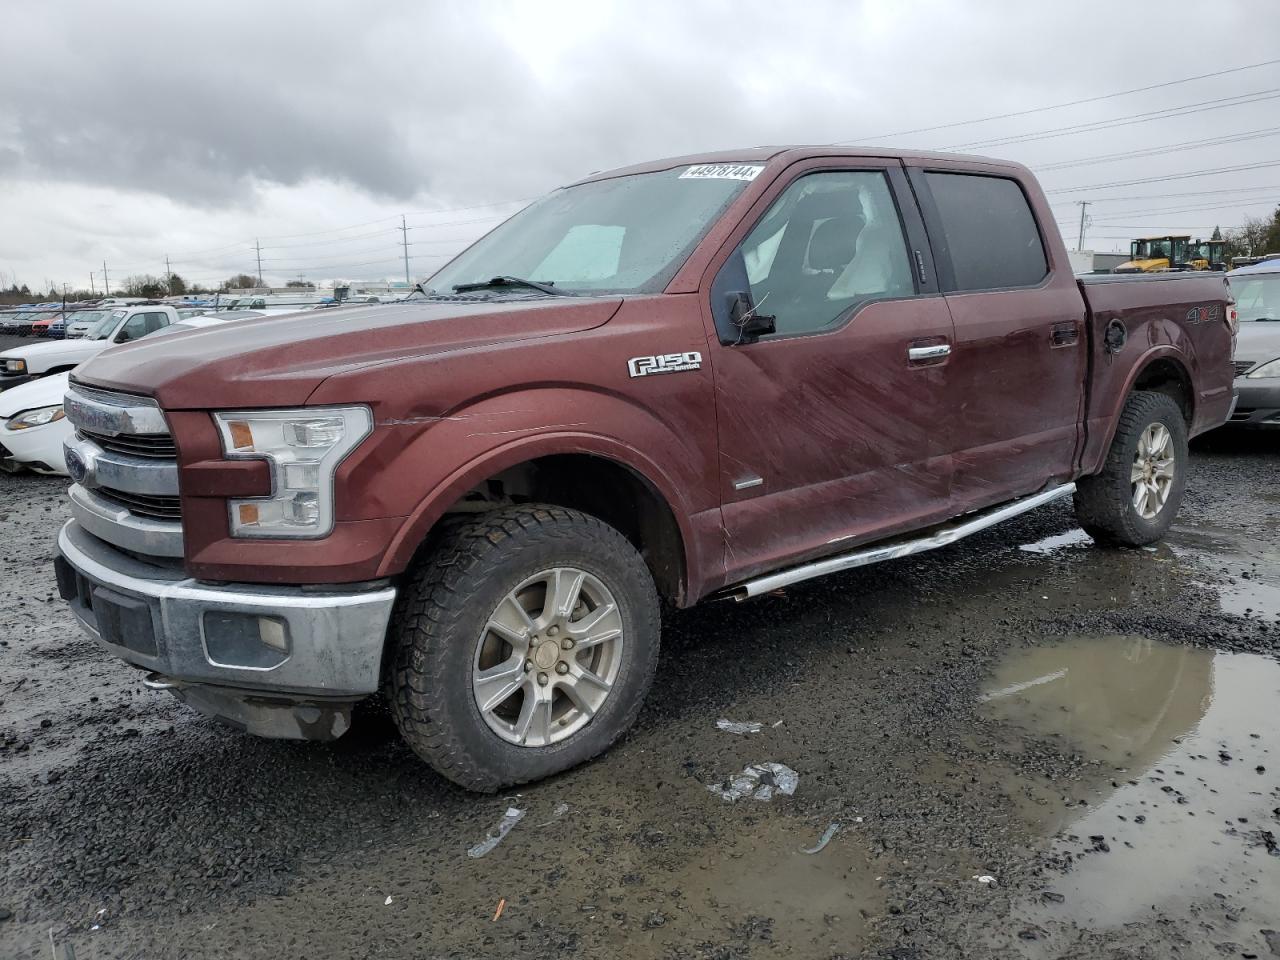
[725,483,1076,600]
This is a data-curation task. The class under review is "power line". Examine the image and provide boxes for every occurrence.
[944,89,1280,151]
[1046,159,1280,194]
[1049,184,1280,205]
[835,56,1280,144]
[1033,126,1280,172]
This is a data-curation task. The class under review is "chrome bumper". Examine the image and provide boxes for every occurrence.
[56,520,397,729]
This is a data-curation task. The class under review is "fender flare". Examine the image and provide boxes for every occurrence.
[1094,345,1194,458]
[377,429,702,589]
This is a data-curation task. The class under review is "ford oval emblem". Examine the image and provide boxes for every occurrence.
[65,447,87,484]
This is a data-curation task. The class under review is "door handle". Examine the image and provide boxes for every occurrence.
[1051,321,1080,347]
[908,344,951,362]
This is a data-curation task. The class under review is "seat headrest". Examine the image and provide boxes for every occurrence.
[808,216,865,271]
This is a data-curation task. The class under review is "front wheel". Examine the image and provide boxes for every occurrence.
[389,504,660,791]
[1074,390,1189,546]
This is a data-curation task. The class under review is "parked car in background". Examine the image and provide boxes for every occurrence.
[0,314,241,474]
[2,311,44,337]
[64,308,114,339]
[31,312,65,337]
[1225,260,1280,428]
[0,304,183,391]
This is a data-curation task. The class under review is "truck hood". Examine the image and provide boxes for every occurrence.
[0,371,69,418]
[72,296,624,409]
[0,338,105,369]
[1235,322,1280,365]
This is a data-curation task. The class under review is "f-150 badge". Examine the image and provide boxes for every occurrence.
[628,352,702,378]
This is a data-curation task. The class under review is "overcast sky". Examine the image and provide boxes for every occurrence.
[1,0,1278,292]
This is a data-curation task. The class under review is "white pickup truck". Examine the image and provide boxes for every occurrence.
[0,305,185,392]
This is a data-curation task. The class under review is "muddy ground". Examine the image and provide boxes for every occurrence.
[1,431,1277,959]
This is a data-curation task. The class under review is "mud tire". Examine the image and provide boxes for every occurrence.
[389,504,660,791]
[1074,390,1188,547]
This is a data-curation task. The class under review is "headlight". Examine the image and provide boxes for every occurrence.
[3,358,27,374]
[6,405,64,431]
[212,406,372,539]
[1245,358,1280,379]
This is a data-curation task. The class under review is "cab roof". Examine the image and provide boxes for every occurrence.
[572,144,1021,186]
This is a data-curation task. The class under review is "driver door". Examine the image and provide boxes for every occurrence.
[702,160,957,585]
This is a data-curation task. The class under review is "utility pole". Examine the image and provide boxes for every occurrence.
[102,261,110,297]
[254,240,264,287]
[165,255,173,295]
[400,215,411,285]
[89,272,96,296]
[1075,201,1091,252]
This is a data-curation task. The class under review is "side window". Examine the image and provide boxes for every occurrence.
[115,313,149,342]
[924,173,1047,291]
[735,171,914,336]
[143,312,167,334]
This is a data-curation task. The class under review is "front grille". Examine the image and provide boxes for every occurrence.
[97,487,183,520]
[1234,360,1256,377]
[80,428,177,458]
[65,386,183,536]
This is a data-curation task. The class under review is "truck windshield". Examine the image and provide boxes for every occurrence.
[1232,274,1280,321]
[425,165,760,296]
[86,310,127,340]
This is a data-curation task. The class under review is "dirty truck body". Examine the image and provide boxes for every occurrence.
[54,147,1236,790]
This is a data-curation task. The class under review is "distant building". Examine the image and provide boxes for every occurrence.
[1067,250,1130,275]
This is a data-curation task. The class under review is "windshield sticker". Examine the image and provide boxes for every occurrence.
[679,164,764,182]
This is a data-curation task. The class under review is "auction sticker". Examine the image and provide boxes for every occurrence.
[679,163,765,181]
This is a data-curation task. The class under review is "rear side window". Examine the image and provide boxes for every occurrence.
[924,173,1047,291]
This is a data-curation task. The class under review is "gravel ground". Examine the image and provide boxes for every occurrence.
[0,431,1277,959]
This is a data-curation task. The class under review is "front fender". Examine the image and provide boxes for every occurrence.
[370,387,718,591]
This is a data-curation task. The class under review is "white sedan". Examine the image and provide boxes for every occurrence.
[0,315,248,475]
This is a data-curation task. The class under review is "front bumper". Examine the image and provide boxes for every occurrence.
[55,520,398,739]
[0,373,35,393]
[1226,377,1280,428]
[1,418,71,474]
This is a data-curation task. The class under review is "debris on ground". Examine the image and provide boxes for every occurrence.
[467,807,525,858]
[536,801,570,826]
[716,719,764,735]
[492,898,506,921]
[800,822,841,854]
[972,875,997,885]
[706,762,799,802]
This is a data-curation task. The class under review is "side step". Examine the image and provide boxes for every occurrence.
[726,483,1076,600]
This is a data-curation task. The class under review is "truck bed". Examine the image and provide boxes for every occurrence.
[1075,270,1235,475]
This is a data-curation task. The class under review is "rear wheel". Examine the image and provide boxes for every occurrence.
[1074,390,1188,546]
[390,504,660,791]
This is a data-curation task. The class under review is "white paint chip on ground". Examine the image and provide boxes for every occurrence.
[467,807,525,858]
[716,719,764,735]
[707,762,799,802]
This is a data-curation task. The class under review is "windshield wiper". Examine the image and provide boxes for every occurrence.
[452,276,565,296]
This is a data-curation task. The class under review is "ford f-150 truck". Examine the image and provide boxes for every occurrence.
[53,147,1236,791]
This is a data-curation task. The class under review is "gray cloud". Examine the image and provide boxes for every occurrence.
[1,0,1277,287]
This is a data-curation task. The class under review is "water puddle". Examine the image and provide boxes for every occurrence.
[652,814,882,955]
[982,636,1280,952]
[1170,522,1280,619]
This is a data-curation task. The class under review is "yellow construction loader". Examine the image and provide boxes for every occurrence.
[1115,235,1227,272]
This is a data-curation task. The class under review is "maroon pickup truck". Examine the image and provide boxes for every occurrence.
[55,147,1235,790]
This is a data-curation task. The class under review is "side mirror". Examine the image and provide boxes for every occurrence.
[727,291,775,343]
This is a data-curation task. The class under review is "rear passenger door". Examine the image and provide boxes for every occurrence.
[703,160,957,585]
[906,165,1086,512]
